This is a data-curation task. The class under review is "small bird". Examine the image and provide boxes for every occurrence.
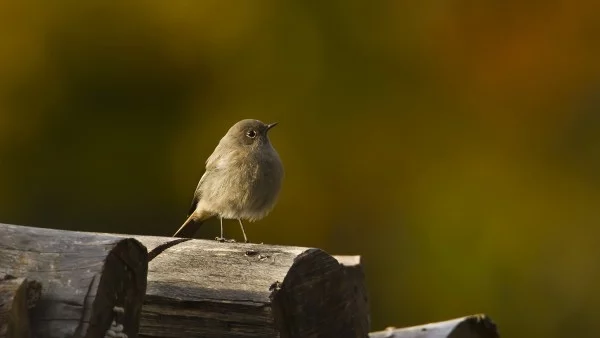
[173,119,284,242]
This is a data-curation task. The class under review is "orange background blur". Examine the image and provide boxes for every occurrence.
[1,2,599,337]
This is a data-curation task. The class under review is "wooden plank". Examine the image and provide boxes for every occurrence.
[135,236,369,338]
[0,223,148,338]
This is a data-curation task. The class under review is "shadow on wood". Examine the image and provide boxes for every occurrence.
[0,224,148,338]
[135,236,369,338]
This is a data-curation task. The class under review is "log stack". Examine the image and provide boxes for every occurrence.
[0,223,499,338]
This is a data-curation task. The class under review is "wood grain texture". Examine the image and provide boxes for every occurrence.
[0,223,148,338]
[368,315,499,338]
[135,236,369,338]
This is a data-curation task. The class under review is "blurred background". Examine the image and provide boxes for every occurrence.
[1,1,599,337]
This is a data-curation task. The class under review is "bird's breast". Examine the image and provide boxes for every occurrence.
[203,147,283,221]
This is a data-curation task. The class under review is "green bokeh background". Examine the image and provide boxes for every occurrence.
[1,2,599,337]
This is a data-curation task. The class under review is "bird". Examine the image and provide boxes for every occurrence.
[173,119,284,243]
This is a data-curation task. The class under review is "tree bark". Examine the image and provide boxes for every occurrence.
[0,223,148,338]
[134,236,369,338]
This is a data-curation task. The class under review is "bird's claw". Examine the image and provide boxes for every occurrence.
[215,237,236,243]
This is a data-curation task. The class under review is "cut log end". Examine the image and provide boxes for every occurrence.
[0,274,42,338]
[271,249,369,338]
[89,238,148,338]
[0,224,148,338]
[449,314,499,338]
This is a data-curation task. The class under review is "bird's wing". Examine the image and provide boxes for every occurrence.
[188,172,206,216]
[205,142,225,170]
[188,142,231,216]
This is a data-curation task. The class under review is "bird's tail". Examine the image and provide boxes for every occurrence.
[173,214,205,238]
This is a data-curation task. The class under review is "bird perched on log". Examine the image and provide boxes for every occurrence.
[173,119,284,243]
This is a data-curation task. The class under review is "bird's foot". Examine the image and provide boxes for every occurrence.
[215,237,236,243]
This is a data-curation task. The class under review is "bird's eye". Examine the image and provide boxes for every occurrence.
[246,130,257,138]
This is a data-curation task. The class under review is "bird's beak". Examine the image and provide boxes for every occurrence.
[266,122,278,131]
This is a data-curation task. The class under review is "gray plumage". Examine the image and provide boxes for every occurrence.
[173,119,284,242]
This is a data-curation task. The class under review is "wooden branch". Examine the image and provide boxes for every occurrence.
[0,223,148,338]
[0,274,41,338]
[134,236,369,338]
[369,315,499,338]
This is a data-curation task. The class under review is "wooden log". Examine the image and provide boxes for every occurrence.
[0,224,499,338]
[0,273,41,338]
[368,315,499,338]
[0,223,148,338]
[134,236,369,338]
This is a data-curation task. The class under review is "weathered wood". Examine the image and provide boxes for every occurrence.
[368,315,499,338]
[0,223,148,338]
[134,236,369,338]
[0,224,499,338]
[0,273,41,338]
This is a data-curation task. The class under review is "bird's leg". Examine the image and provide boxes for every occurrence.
[220,216,224,239]
[215,217,236,243]
[216,217,226,242]
[238,219,249,243]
